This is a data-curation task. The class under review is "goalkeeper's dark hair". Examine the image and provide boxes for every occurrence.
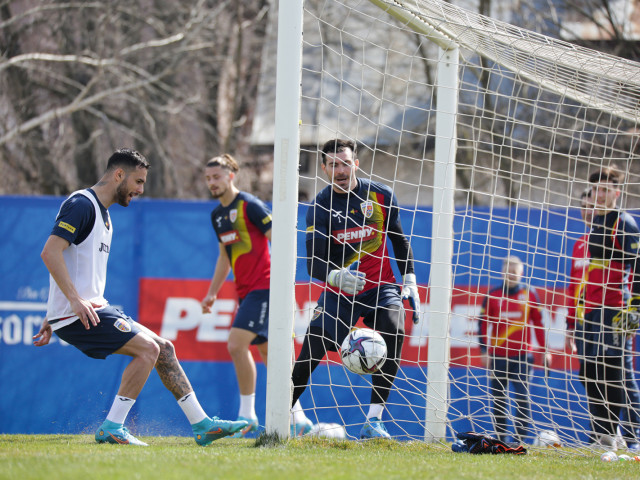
[588,165,622,185]
[579,187,592,205]
[206,153,239,173]
[106,149,150,172]
[320,139,356,164]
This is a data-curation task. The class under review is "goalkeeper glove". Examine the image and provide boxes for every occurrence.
[327,268,366,295]
[401,273,420,324]
[613,296,640,332]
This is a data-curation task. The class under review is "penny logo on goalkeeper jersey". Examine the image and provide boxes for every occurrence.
[333,225,377,243]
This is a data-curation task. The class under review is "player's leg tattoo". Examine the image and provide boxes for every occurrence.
[154,338,194,399]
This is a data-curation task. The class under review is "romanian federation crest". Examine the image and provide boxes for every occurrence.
[360,200,374,218]
[230,209,238,222]
[114,318,132,333]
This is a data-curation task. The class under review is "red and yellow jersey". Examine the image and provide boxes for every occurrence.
[585,210,640,312]
[211,192,271,298]
[566,233,589,331]
[478,284,545,358]
[305,178,403,294]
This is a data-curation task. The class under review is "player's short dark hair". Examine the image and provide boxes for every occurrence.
[206,153,239,173]
[107,149,150,172]
[588,165,622,185]
[320,139,356,164]
[580,187,592,203]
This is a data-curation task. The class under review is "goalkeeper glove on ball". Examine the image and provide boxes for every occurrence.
[401,273,420,324]
[327,268,366,295]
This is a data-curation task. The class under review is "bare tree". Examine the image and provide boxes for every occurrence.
[0,0,271,198]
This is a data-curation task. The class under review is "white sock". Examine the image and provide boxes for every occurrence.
[366,404,384,420]
[178,392,208,425]
[106,395,135,425]
[238,394,256,419]
[291,400,308,424]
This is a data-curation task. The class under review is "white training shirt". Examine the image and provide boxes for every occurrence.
[46,190,111,331]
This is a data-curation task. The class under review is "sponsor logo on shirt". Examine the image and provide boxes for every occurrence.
[58,221,76,234]
[220,230,241,245]
[333,225,377,243]
[99,242,110,253]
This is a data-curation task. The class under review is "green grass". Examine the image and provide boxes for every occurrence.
[0,434,637,480]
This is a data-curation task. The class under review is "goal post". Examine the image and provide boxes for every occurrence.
[425,45,458,442]
[265,0,640,449]
[265,0,304,439]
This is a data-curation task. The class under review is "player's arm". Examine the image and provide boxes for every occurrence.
[246,197,272,241]
[387,204,420,322]
[33,317,52,347]
[620,215,640,297]
[305,204,365,294]
[305,203,332,282]
[201,243,231,313]
[387,218,415,277]
[41,235,100,329]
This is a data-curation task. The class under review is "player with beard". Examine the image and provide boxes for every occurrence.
[34,149,247,446]
[292,139,420,439]
[580,166,640,449]
[202,154,313,436]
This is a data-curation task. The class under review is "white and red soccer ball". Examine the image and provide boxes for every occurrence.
[340,328,387,375]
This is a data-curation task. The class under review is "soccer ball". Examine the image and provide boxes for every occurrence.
[533,430,562,448]
[340,328,387,375]
[309,422,347,439]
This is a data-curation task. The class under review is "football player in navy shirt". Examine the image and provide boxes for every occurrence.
[201,154,313,437]
[580,166,640,448]
[291,139,420,439]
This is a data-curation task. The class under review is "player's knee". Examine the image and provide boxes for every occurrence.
[227,339,247,359]
[136,336,160,365]
[156,337,176,360]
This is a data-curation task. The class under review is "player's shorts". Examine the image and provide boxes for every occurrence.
[234,289,269,345]
[583,308,625,357]
[53,305,142,359]
[309,284,403,348]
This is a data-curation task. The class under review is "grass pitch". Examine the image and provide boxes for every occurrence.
[0,434,637,480]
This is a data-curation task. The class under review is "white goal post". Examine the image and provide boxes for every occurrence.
[266,0,640,449]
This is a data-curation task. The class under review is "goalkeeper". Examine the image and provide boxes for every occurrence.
[580,166,640,448]
[291,139,419,439]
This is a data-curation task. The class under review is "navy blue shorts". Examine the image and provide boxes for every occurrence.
[54,305,142,359]
[309,284,403,346]
[235,289,269,345]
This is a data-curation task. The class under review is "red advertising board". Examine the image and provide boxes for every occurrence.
[138,278,578,369]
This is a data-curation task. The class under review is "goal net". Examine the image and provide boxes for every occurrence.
[266,0,640,452]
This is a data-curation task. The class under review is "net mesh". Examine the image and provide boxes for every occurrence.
[290,0,640,451]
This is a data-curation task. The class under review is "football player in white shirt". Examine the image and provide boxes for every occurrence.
[34,149,247,446]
